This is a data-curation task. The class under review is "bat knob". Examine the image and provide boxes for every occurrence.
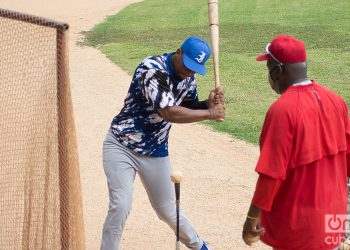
[171,171,183,184]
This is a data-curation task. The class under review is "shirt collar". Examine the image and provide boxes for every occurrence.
[292,79,312,86]
[166,53,182,82]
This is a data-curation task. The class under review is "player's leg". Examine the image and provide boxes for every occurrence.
[137,156,207,250]
[101,131,138,250]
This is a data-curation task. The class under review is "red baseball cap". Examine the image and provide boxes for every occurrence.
[256,34,306,64]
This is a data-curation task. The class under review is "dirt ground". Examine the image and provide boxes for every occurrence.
[1,1,270,249]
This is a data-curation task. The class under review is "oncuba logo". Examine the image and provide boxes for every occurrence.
[324,214,349,246]
[195,51,206,63]
[325,214,348,233]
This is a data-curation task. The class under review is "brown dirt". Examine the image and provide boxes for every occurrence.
[1,1,269,249]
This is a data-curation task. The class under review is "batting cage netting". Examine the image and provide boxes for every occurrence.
[0,8,85,249]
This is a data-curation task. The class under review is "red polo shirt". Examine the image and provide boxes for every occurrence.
[252,82,350,250]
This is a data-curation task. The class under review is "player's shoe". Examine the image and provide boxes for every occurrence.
[200,242,212,250]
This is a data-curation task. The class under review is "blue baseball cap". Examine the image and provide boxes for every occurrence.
[180,36,211,75]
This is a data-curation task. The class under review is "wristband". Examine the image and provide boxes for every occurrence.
[247,215,258,220]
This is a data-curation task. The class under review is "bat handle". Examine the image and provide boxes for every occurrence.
[171,173,182,250]
[175,183,180,242]
[174,183,180,201]
[214,70,220,88]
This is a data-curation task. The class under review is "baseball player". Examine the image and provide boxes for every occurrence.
[101,36,225,250]
[242,34,350,249]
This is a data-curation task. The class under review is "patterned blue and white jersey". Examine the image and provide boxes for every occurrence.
[110,53,198,157]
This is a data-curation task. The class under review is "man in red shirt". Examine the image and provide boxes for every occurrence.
[242,34,350,250]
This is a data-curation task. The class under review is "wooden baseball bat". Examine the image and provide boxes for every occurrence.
[171,172,183,250]
[208,0,220,88]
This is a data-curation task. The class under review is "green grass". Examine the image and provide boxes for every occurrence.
[82,0,350,144]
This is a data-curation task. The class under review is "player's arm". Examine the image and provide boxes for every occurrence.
[181,99,209,110]
[175,86,225,122]
[242,202,265,246]
[242,174,282,246]
[251,174,283,211]
[243,102,292,245]
[347,139,350,177]
[158,104,224,123]
[340,99,350,177]
[181,86,224,110]
[159,77,224,123]
[141,69,224,123]
[345,111,350,177]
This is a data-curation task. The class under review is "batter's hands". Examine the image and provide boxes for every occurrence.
[242,217,265,246]
[209,103,225,122]
[214,86,225,105]
[208,86,224,108]
[208,86,225,122]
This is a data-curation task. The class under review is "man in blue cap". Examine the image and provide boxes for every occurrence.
[101,36,225,250]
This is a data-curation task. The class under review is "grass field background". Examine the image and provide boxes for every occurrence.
[83,0,350,144]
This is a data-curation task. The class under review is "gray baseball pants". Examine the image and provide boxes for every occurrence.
[100,131,204,250]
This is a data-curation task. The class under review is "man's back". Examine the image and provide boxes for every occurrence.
[259,82,349,249]
[276,82,348,167]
